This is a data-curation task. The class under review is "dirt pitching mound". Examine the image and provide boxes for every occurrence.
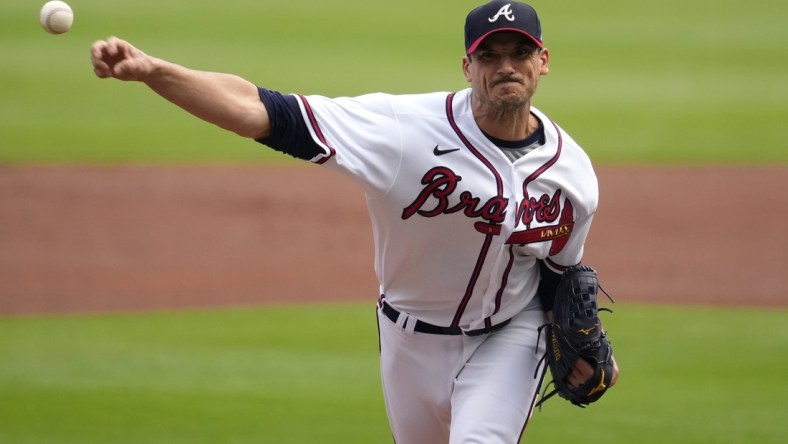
[0,166,785,315]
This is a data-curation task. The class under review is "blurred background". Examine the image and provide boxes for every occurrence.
[3,0,786,165]
[1,1,786,443]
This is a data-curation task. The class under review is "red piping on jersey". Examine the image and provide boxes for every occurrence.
[545,257,568,272]
[445,93,567,327]
[298,95,336,164]
[445,92,506,328]
[494,119,566,315]
[499,118,567,315]
[522,119,563,189]
[492,245,516,317]
[445,93,504,195]
[456,231,496,327]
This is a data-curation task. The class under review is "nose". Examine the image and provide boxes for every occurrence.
[496,56,517,75]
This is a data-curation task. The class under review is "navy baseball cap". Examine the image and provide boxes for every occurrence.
[465,1,543,54]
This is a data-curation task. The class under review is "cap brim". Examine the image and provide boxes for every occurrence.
[466,29,543,54]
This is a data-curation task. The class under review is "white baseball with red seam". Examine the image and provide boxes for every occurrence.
[39,1,74,35]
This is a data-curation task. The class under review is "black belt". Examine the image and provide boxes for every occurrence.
[379,300,510,336]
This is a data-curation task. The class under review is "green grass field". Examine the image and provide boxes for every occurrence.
[1,0,787,164]
[2,1,788,442]
[1,303,787,443]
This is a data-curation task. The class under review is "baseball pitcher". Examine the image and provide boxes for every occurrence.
[90,1,619,442]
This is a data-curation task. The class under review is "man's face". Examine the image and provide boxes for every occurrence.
[463,32,549,112]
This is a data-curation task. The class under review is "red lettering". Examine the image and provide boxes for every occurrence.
[515,189,562,228]
[401,167,461,219]
[402,167,508,224]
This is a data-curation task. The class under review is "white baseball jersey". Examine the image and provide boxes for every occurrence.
[290,87,598,330]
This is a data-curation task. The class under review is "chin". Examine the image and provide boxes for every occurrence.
[493,94,528,110]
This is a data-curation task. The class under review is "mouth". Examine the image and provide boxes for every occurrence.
[492,77,523,88]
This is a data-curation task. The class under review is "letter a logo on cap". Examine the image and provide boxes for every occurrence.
[465,1,543,54]
[489,4,516,22]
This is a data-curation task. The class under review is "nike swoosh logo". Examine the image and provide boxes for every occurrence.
[433,145,461,156]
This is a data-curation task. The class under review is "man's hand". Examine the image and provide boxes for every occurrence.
[567,356,619,389]
[91,37,155,81]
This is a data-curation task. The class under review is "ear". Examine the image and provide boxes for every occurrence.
[462,56,472,82]
[539,48,550,75]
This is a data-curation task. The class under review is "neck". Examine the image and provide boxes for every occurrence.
[472,100,536,141]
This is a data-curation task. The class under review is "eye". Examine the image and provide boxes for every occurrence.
[515,48,533,60]
[475,51,497,62]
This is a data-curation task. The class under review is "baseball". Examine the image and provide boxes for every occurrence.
[39,1,74,35]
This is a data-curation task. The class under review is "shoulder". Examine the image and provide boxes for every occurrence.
[380,91,455,117]
[532,107,599,208]
[302,91,452,119]
[533,107,594,171]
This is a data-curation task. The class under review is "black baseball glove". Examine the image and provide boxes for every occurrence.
[536,265,615,408]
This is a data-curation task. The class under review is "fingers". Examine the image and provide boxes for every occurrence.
[90,39,111,78]
[91,37,122,79]
[106,36,131,59]
[90,37,141,80]
[567,358,593,389]
[566,356,619,390]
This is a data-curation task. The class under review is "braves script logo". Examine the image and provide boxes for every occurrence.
[401,166,574,254]
[401,167,507,224]
[508,185,575,255]
[489,4,516,22]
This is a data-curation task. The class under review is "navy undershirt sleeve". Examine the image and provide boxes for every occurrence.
[537,260,562,312]
[255,88,324,161]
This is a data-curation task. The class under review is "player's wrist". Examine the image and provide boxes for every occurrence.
[139,56,168,83]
